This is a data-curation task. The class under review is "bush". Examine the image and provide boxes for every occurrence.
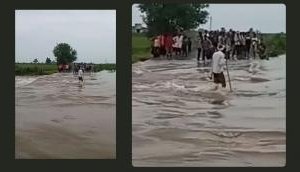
[93,64,116,72]
[262,33,286,57]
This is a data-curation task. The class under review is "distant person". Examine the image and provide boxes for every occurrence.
[172,34,180,55]
[197,32,203,61]
[245,32,252,59]
[181,36,188,57]
[178,33,184,55]
[165,33,174,59]
[153,36,160,57]
[159,34,166,56]
[233,31,241,60]
[78,67,84,86]
[251,33,259,59]
[258,40,267,60]
[202,35,212,63]
[211,44,226,89]
[187,37,192,54]
[224,33,232,60]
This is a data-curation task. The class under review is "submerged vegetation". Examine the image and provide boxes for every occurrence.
[15,63,116,76]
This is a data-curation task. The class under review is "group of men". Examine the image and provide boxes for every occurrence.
[197,28,267,63]
[72,63,93,74]
[205,28,268,90]
[150,28,268,90]
[151,32,193,58]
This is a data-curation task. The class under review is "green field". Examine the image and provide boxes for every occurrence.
[132,33,152,63]
[93,64,116,72]
[15,63,116,76]
[15,63,58,76]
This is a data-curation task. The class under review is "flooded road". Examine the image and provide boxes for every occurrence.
[132,54,285,167]
[15,71,116,159]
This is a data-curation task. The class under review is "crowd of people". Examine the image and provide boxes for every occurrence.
[150,28,267,62]
[197,28,267,63]
[151,32,193,59]
[58,62,94,73]
[72,62,94,74]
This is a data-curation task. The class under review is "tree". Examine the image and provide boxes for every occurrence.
[53,43,77,65]
[33,58,38,64]
[138,4,209,36]
[45,57,51,64]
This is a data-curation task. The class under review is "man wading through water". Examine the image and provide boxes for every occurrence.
[211,44,227,90]
[78,67,84,87]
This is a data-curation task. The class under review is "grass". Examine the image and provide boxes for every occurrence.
[132,33,152,63]
[16,63,116,76]
[15,63,57,76]
[93,63,116,72]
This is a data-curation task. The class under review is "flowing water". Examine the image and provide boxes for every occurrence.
[15,71,116,159]
[132,54,286,167]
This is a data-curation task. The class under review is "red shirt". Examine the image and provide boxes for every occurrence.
[164,35,173,48]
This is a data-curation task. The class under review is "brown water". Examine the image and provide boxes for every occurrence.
[15,71,116,159]
[132,54,286,167]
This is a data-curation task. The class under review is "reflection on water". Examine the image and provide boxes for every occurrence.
[15,71,116,159]
[132,55,285,167]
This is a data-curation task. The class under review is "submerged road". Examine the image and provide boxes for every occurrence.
[15,71,116,159]
[132,52,286,167]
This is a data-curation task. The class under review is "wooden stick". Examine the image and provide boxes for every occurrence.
[225,59,233,92]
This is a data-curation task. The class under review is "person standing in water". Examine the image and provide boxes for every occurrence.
[211,44,226,90]
[78,67,84,86]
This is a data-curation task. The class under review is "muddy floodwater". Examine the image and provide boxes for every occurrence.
[132,54,285,167]
[16,71,116,159]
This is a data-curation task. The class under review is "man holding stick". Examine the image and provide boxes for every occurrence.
[211,44,227,90]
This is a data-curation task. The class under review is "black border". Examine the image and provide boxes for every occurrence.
[0,0,298,171]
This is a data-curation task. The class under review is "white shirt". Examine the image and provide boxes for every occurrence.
[212,51,226,73]
[173,36,179,48]
[154,38,160,47]
[78,69,83,77]
[178,35,183,48]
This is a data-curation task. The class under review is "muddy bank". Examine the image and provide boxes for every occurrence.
[132,53,285,167]
[15,71,116,159]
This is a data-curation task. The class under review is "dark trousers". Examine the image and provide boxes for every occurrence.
[188,45,192,54]
[213,72,226,88]
[182,45,187,57]
[197,48,202,61]
[202,49,209,61]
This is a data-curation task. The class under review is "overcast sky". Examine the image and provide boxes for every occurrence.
[16,10,116,63]
[132,4,286,33]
